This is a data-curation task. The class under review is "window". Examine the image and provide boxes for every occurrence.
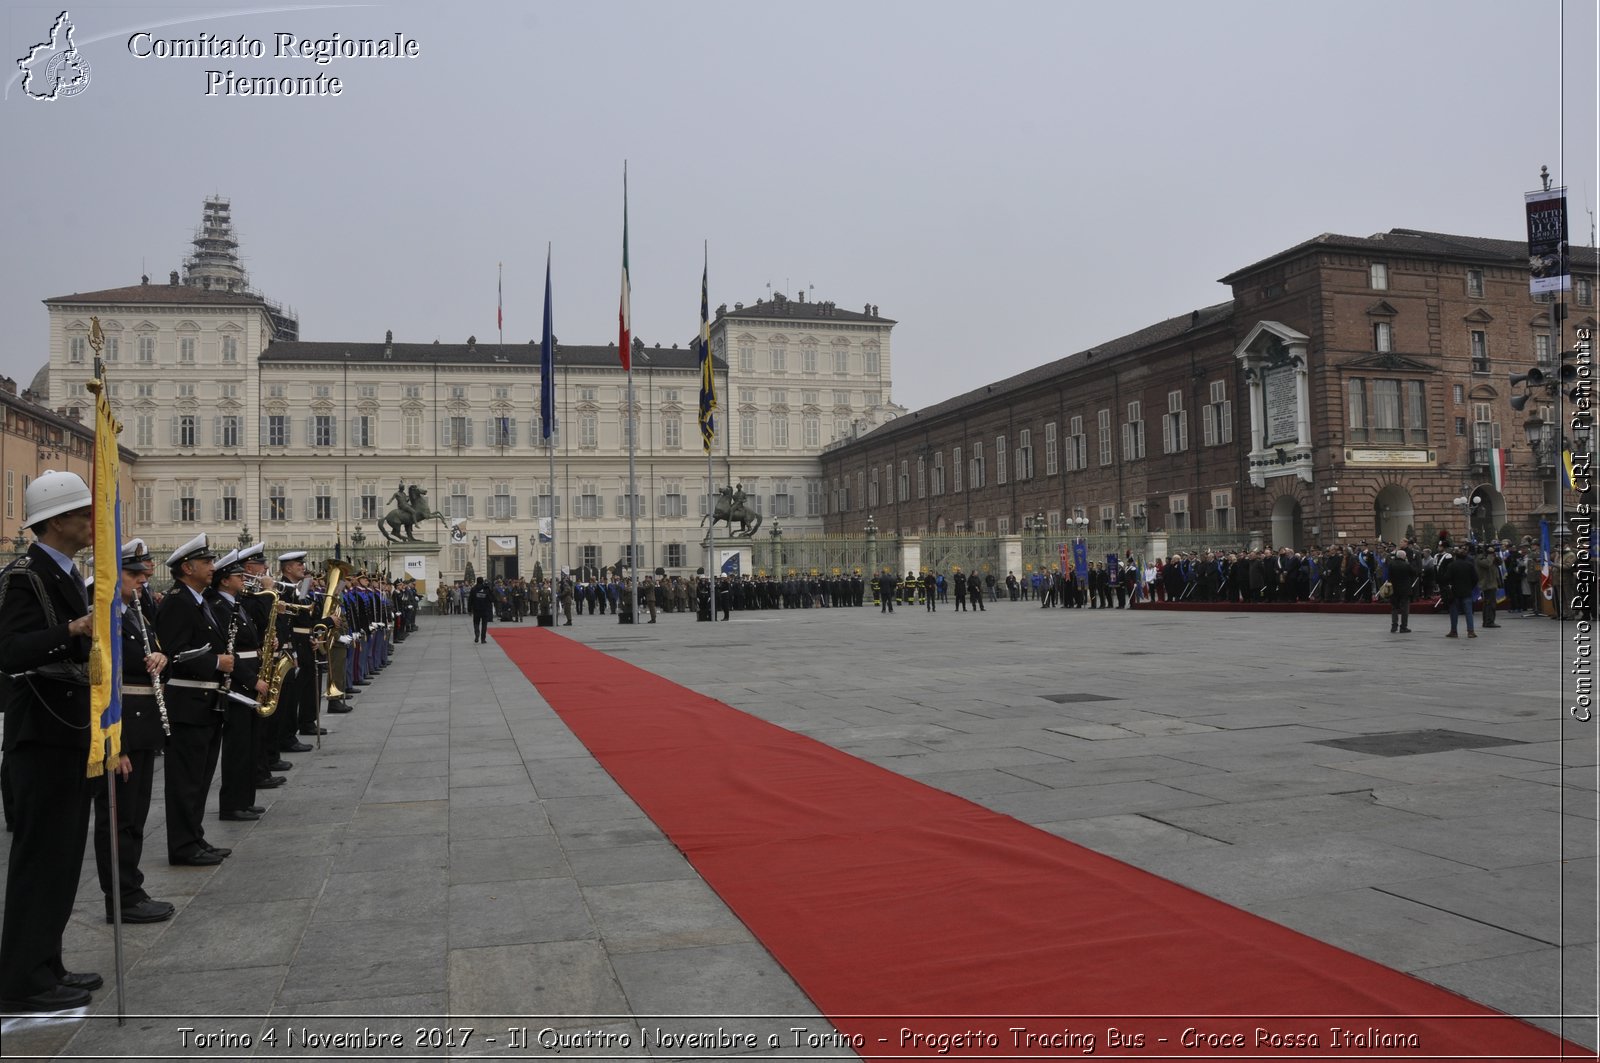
[1168,495,1189,531]
[896,464,909,504]
[491,482,516,520]
[807,479,823,517]
[932,452,945,495]
[136,383,154,399]
[1373,322,1392,353]
[486,416,517,447]
[664,416,681,449]
[221,335,238,363]
[315,385,332,399]
[533,412,559,446]
[216,415,241,448]
[136,483,152,523]
[104,336,118,362]
[974,518,987,534]
[359,483,379,521]
[771,389,787,406]
[69,336,85,363]
[739,388,756,404]
[952,446,963,492]
[664,543,686,569]
[1044,422,1058,475]
[175,415,197,448]
[220,483,239,524]
[740,414,756,449]
[135,414,154,448]
[771,347,786,372]
[442,415,470,448]
[739,346,754,372]
[1121,401,1145,461]
[997,517,1010,535]
[1203,381,1232,446]
[833,390,851,408]
[802,348,817,374]
[864,348,880,375]
[868,467,879,507]
[313,414,337,448]
[534,485,562,518]
[359,384,378,400]
[659,483,686,518]
[266,414,288,448]
[567,411,592,449]
[1209,490,1233,531]
[1370,263,1388,290]
[404,412,421,449]
[267,484,289,522]
[177,382,195,398]
[1471,402,1501,457]
[1163,391,1188,454]
[1067,415,1087,471]
[1455,416,1467,436]
[1099,505,1115,532]
[403,385,421,400]
[1467,269,1484,298]
[772,416,789,448]
[1405,381,1427,443]
[352,415,376,448]
[220,383,238,400]
[449,386,466,401]
[1576,277,1593,307]
[265,383,285,399]
[970,441,985,488]
[1347,378,1367,442]
[1018,428,1035,480]
[1372,379,1403,443]
[578,485,601,519]
[1097,409,1112,466]
[996,435,1008,485]
[1453,383,1465,404]
[3,470,10,519]
[1470,330,1489,373]
[1534,334,1552,366]
[138,336,155,364]
[803,415,820,448]
[775,479,796,516]
[866,392,881,408]
[176,485,198,524]
[314,484,336,521]
[449,481,473,520]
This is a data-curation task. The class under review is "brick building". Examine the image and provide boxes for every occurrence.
[821,228,1597,553]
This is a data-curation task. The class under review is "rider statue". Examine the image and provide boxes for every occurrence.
[380,483,448,543]
[703,481,762,538]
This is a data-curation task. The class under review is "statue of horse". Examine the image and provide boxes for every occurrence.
[701,484,762,538]
[380,485,449,542]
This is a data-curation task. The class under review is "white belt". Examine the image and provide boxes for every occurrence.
[123,684,156,696]
[235,651,259,659]
[166,678,221,690]
[292,627,313,635]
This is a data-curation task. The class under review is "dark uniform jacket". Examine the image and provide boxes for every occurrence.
[154,583,229,727]
[0,546,91,750]
[207,591,261,696]
[119,596,167,751]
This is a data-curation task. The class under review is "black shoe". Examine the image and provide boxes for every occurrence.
[1399,627,1411,633]
[203,844,233,857]
[108,898,175,924]
[57,971,102,992]
[300,727,329,736]
[328,702,353,713]
[248,805,266,814]
[268,759,293,771]
[255,776,287,788]
[1483,623,1500,628]
[170,849,224,867]
[283,742,313,753]
[1391,626,1398,633]
[0,985,92,1012]
[219,809,260,822]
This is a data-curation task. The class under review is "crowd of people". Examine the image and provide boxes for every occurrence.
[0,470,417,1014]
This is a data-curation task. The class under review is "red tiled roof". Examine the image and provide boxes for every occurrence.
[44,283,266,306]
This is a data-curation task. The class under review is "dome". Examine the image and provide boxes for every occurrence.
[27,362,49,398]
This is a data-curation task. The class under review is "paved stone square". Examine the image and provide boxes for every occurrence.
[2,599,1594,1057]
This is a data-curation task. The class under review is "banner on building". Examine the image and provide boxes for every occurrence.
[1525,188,1570,295]
[488,536,518,553]
[404,555,428,581]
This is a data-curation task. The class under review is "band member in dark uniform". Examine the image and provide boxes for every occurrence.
[276,551,327,739]
[207,550,269,820]
[91,539,176,925]
[155,534,233,866]
[0,470,103,1012]
[240,543,291,783]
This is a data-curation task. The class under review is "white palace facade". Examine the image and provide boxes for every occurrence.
[41,200,902,583]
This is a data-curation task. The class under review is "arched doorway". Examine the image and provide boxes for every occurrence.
[1373,484,1414,544]
[1469,484,1507,542]
[1271,494,1304,551]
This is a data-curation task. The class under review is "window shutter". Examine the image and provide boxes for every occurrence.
[657,494,667,517]
[286,498,294,521]
[330,497,339,520]
[509,495,517,518]
[329,417,338,448]
[467,495,475,518]
[211,416,220,447]
[465,420,474,447]
[259,497,269,522]
[507,419,517,446]
[169,418,179,447]
[485,416,495,445]
[596,496,604,518]
[211,498,219,522]
[440,420,451,447]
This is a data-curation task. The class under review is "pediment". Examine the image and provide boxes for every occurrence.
[175,319,201,332]
[1468,383,1499,400]
[65,318,89,331]
[217,398,242,411]
[1462,308,1494,324]
[1365,300,1399,317]
[1530,312,1552,328]
[1340,352,1437,373]
[1232,320,1310,364]
[216,321,242,333]
[134,321,157,332]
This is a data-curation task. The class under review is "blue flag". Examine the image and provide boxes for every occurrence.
[698,252,717,452]
[720,553,740,576]
[540,246,555,442]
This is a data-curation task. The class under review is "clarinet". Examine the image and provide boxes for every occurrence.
[131,602,171,736]
[213,603,240,713]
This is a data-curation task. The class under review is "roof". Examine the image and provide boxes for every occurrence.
[44,281,269,307]
[259,339,726,372]
[843,299,1236,448]
[718,295,894,326]
[1220,227,1600,283]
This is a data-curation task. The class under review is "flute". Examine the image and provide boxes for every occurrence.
[130,603,171,737]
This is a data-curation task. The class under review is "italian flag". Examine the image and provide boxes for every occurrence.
[1489,447,1507,493]
[618,167,631,372]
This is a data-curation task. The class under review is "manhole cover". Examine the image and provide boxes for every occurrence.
[1041,693,1121,704]
[1313,729,1526,758]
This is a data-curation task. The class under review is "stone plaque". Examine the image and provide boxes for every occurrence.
[1263,366,1298,446]
[1345,448,1434,466]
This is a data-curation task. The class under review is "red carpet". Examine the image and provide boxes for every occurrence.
[497,628,1591,1060]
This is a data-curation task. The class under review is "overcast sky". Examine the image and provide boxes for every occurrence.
[3,0,1595,411]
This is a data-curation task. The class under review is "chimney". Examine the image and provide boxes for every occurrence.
[0,375,14,395]
[169,270,180,285]
[864,303,871,315]
[1190,309,1201,328]
[140,274,149,286]
[467,335,476,352]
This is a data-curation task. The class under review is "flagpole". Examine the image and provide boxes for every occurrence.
[542,244,558,609]
[701,242,717,623]
[497,261,504,351]
[621,164,640,619]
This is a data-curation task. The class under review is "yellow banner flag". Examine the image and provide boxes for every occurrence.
[86,323,123,778]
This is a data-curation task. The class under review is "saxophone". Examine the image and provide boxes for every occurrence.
[253,587,292,718]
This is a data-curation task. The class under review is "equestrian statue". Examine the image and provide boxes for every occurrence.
[380,482,450,543]
[701,483,762,538]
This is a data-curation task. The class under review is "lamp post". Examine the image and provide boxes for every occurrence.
[769,518,783,573]
[1450,489,1482,542]
[351,522,367,570]
[237,524,251,549]
[865,514,879,575]
[1321,484,1339,543]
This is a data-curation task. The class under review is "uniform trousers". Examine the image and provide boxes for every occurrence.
[164,718,222,859]
[93,745,156,907]
[218,700,257,813]
[293,658,319,734]
[0,742,91,999]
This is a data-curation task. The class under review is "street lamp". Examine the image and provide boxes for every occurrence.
[237,524,251,549]
[1451,490,1482,541]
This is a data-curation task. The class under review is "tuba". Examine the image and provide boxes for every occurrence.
[314,559,352,699]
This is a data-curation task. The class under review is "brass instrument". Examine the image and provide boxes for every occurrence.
[314,560,352,699]
[250,586,291,718]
